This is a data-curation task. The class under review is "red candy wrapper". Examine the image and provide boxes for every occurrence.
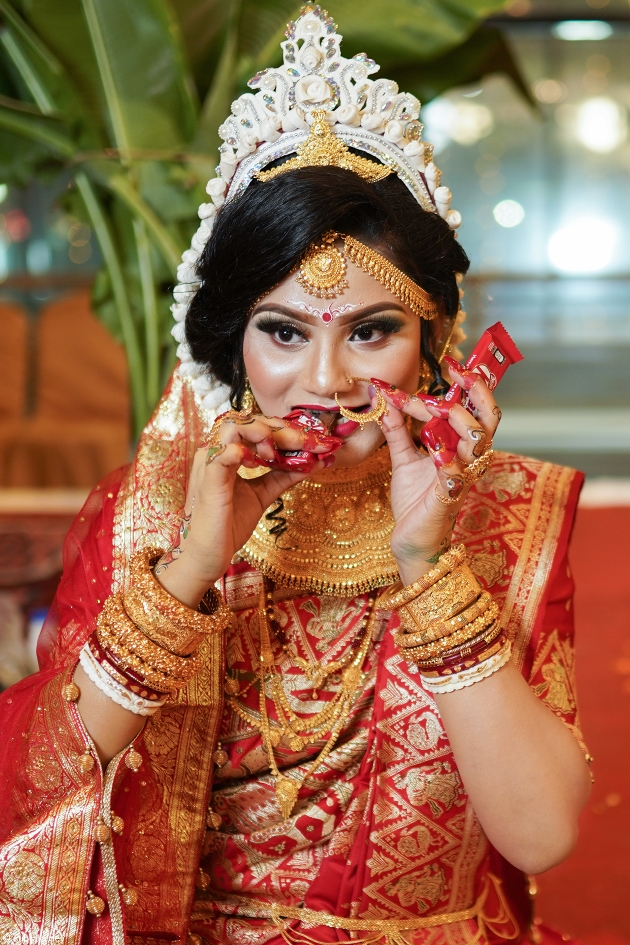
[420,322,523,463]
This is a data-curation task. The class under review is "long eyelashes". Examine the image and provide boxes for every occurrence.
[255,316,306,341]
[254,314,403,343]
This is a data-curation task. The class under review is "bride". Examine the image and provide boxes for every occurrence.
[0,6,590,945]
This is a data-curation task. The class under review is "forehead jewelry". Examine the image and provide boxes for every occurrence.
[296,231,348,299]
[334,377,387,429]
[286,300,364,325]
[296,231,439,320]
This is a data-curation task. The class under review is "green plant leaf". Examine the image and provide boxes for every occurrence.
[0,103,72,154]
[389,26,535,106]
[80,0,197,151]
[0,0,99,143]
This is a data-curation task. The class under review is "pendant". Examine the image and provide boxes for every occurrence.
[275,774,300,820]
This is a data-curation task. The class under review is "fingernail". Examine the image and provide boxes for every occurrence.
[443,356,464,373]
[369,378,410,410]
[323,454,336,468]
[428,444,456,468]
[443,358,479,391]
[416,393,451,418]
[303,431,343,451]
[319,436,343,451]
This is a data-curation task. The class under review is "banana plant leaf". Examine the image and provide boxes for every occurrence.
[388,25,536,107]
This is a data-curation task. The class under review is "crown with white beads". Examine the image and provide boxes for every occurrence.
[172,3,461,414]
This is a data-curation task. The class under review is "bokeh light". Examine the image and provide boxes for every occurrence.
[533,79,567,104]
[552,21,613,41]
[548,217,618,272]
[422,98,494,153]
[576,97,626,153]
[493,200,525,228]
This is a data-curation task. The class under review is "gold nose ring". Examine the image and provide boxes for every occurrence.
[334,377,387,429]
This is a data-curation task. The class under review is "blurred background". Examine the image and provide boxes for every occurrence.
[0,0,628,940]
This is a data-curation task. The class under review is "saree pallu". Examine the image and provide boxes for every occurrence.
[0,371,585,945]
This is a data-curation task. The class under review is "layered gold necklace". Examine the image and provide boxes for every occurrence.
[239,447,399,596]
[228,581,379,820]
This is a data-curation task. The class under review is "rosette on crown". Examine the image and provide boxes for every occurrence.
[173,3,462,408]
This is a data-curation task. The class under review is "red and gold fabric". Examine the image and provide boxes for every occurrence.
[0,372,584,945]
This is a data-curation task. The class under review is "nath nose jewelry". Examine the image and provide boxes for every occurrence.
[334,377,387,429]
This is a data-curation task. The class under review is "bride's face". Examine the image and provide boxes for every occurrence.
[243,257,427,468]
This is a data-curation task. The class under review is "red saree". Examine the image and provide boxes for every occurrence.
[0,371,584,945]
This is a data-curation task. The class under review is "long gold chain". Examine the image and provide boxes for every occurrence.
[229,585,379,819]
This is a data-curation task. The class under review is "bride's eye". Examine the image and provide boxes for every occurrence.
[352,325,379,341]
[276,325,301,343]
[350,318,400,342]
[256,317,306,343]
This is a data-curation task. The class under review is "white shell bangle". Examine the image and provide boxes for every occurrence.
[420,641,512,694]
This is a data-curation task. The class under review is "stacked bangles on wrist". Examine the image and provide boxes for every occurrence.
[78,547,232,715]
[377,544,510,693]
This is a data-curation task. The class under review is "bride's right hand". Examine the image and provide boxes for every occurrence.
[153,412,340,608]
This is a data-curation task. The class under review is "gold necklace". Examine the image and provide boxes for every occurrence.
[229,585,379,820]
[239,447,399,596]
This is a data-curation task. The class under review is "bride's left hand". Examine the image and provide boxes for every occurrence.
[370,370,502,586]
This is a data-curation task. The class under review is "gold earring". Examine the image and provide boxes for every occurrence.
[334,377,387,429]
[236,377,258,413]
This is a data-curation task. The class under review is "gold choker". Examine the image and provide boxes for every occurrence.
[238,448,398,596]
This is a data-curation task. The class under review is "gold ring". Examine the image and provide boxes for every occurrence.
[434,484,461,506]
[461,448,494,485]
[334,378,387,429]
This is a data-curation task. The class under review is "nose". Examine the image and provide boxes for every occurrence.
[299,335,356,403]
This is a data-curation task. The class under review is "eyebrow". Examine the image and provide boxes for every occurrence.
[252,301,408,327]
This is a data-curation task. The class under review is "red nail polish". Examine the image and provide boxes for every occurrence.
[318,435,343,451]
[369,378,410,410]
[323,454,336,468]
[417,393,452,418]
[443,357,480,391]
[443,356,464,373]
[428,445,457,468]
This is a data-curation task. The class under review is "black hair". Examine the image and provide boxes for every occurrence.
[186,165,469,406]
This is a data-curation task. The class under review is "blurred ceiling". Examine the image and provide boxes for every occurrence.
[490,0,630,21]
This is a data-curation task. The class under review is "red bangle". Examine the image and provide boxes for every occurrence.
[417,632,508,678]
[87,635,165,702]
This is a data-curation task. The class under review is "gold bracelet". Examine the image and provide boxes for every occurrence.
[127,547,232,653]
[395,590,492,648]
[96,596,201,692]
[400,603,499,662]
[123,587,204,657]
[395,563,482,633]
[376,544,467,611]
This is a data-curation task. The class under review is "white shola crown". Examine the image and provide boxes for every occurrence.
[173,3,462,414]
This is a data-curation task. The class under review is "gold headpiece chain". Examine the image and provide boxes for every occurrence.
[296,231,439,321]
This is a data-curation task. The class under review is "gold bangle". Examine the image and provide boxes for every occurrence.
[395,563,482,632]
[376,544,467,611]
[96,596,201,692]
[395,590,492,648]
[400,603,499,662]
[128,547,231,648]
[123,587,204,657]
